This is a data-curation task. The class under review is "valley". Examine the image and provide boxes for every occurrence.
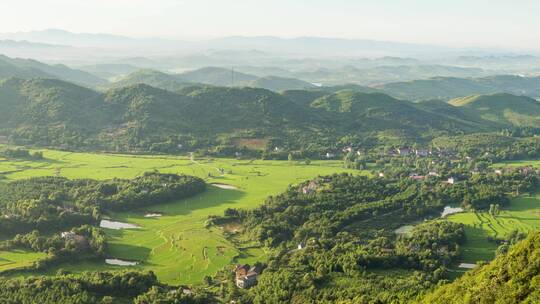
[0,148,358,284]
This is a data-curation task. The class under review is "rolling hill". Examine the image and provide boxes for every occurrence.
[449,93,540,127]
[378,75,540,101]
[0,77,505,153]
[109,68,317,92]
[0,54,107,87]
[105,69,196,92]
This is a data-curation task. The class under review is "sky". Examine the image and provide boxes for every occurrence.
[1,0,540,50]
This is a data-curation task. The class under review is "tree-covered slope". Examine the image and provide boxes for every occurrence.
[419,232,540,304]
[449,93,540,127]
[177,67,257,87]
[0,78,513,153]
[246,75,316,91]
[0,78,111,147]
[311,91,489,134]
[106,69,197,92]
[378,75,540,101]
[0,55,107,87]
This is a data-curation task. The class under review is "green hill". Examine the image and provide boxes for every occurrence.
[0,55,107,87]
[419,232,540,303]
[109,68,316,92]
[0,79,508,153]
[378,75,540,101]
[449,93,540,127]
[247,75,316,91]
[106,69,197,92]
[177,67,257,86]
[311,91,489,134]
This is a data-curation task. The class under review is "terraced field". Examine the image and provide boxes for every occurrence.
[448,190,540,263]
[0,250,47,272]
[0,148,358,284]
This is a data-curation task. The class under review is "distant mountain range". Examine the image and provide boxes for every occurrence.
[0,29,523,58]
[377,75,540,100]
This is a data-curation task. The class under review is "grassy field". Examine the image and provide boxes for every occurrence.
[448,191,540,263]
[0,250,47,272]
[0,148,358,284]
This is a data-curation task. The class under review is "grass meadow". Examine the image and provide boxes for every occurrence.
[0,148,358,284]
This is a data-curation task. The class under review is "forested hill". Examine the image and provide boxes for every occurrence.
[0,54,107,87]
[109,67,317,92]
[449,93,540,127]
[419,232,540,303]
[0,77,534,154]
[378,75,540,101]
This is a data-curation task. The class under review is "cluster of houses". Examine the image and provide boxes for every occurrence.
[302,180,319,194]
[407,172,456,184]
[389,147,456,158]
[235,264,263,289]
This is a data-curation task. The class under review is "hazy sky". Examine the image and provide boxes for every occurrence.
[1,0,540,49]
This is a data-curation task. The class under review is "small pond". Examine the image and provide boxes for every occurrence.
[105,258,139,266]
[211,183,238,190]
[441,206,464,218]
[100,220,140,230]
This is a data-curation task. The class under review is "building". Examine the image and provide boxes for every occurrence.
[61,232,88,248]
[447,177,456,184]
[409,173,425,181]
[235,264,262,289]
[302,180,319,194]
[0,135,7,144]
[397,147,411,156]
[325,152,336,159]
[415,149,429,157]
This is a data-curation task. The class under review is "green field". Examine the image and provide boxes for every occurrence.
[448,192,540,263]
[0,250,47,272]
[0,149,358,284]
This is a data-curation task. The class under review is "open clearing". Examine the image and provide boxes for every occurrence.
[448,191,540,263]
[0,148,358,284]
[0,250,46,272]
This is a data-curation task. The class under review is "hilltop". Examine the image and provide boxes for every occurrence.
[378,75,540,101]
[449,93,540,127]
[0,54,107,87]
[109,67,317,92]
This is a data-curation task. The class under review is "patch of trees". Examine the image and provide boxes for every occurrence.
[1,148,43,160]
[0,271,213,304]
[0,172,206,235]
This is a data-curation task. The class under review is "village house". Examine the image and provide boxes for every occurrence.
[0,135,7,144]
[447,177,456,184]
[428,171,439,177]
[325,152,336,159]
[378,172,385,178]
[415,149,429,157]
[494,169,503,175]
[409,173,425,181]
[342,146,353,153]
[235,264,262,289]
[302,180,319,194]
[397,147,411,156]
